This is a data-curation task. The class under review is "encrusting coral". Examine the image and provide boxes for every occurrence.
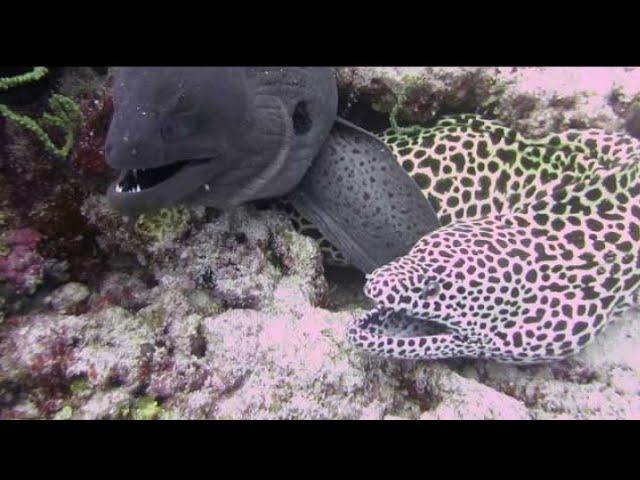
[134,207,193,245]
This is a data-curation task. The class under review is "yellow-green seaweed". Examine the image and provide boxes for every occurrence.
[0,67,49,91]
[0,67,83,159]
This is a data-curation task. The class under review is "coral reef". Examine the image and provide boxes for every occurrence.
[134,207,193,245]
[68,74,114,179]
[1,67,115,292]
[43,282,90,315]
[81,195,326,308]
[3,272,635,419]
[0,228,44,296]
[1,67,639,419]
[336,67,640,138]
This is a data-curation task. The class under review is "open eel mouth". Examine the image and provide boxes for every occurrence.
[107,157,216,215]
[346,303,455,360]
[113,158,212,194]
[350,304,449,341]
[115,161,187,194]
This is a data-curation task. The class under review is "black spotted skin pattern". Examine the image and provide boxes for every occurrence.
[277,114,640,363]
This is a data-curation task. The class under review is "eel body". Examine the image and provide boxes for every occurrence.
[290,114,640,363]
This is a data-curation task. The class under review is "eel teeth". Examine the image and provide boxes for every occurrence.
[204,183,211,192]
[115,183,142,194]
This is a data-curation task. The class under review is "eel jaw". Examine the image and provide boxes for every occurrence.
[107,157,217,215]
[350,303,450,341]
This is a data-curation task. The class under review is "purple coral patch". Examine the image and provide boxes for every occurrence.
[0,228,44,294]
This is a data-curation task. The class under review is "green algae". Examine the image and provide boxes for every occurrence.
[53,405,74,420]
[134,206,192,244]
[132,397,163,420]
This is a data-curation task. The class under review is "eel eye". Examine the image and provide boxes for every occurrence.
[160,119,179,140]
[422,281,440,298]
[292,101,312,135]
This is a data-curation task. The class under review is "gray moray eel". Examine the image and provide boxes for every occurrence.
[105,67,440,273]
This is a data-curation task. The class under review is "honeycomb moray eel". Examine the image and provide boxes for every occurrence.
[339,114,640,363]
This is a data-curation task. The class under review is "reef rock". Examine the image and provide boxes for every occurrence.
[337,67,640,138]
[43,282,90,315]
[81,196,327,309]
[2,67,640,419]
[0,278,540,420]
[0,228,44,296]
[457,309,640,420]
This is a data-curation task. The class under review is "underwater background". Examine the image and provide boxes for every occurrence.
[0,67,639,419]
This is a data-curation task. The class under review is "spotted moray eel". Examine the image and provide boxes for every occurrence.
[285,114,640,363]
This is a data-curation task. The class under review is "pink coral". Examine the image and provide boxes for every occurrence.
[0,228,44,294]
